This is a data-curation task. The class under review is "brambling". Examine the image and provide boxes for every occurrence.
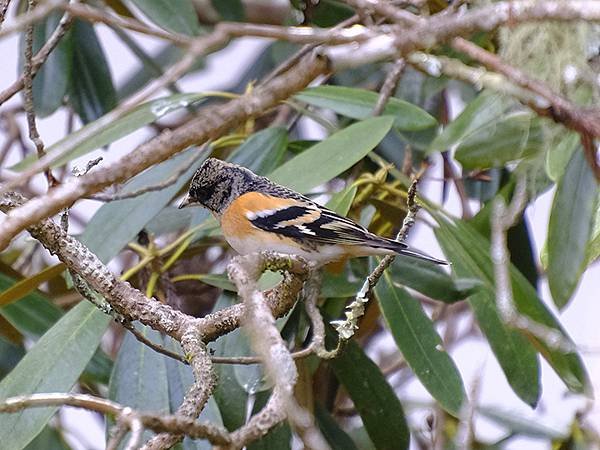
[179,158,447,266]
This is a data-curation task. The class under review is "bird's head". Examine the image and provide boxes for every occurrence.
[179,158,255,216]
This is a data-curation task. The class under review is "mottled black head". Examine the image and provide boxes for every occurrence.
[179,158,256,215]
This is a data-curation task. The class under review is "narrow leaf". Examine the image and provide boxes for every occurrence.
[0,264,65,307]
[0,273,63,339]
[428,91,510,152]
[269,116,394,193]
[435,216,590,397]
[211,294,249,430]
[19,12,72,117]
[129,0,200,35]
[375,263,466,416]
[108,324,170,446]
[547,149,598,308]
[13,93,209,170]
[163,337,223,450]
[389,256,482,303]
[315,403,358,450]
[325,185,357,216]
[455,113,544,169]
[296,86,436,131]
[434,219,541,406]
[69,20,117,124]
[329,340,409,450]
[0,302,110,449]
[210,0,245,21]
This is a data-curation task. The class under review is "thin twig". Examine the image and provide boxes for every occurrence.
[211,347,314,364]
[303,266,341,359]
[331,169,425,342]
[0,5,73,106]
[92,144,209,202]
[0,393,232,445]
[372,58,406,116]
[0,0,10,28]
[64,2,192,46]
[121,321,187,363]
[0,0,63,38]
[22,0,55,186]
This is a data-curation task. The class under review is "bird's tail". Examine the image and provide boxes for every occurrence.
[397,246,448,265]
[372,237,448,265]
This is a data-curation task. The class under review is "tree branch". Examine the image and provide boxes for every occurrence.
[227,253,328,449]
[0,393,232,446]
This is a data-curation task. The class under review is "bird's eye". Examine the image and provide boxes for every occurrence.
[192,182,217,205]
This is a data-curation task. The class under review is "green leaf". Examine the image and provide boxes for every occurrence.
[325,185,357,216]
[13,93,209,170]
[546,131,579,181]
[429,91,510,152]
[19,12,72,117]
[329,340,409,450]
[477,405,566,440]
[69,20,117,124]
[0,302,110,449]
[163,337,223,450]
[0,273,112,385]
[228,127,287,174]
[435,216,590,398]
[315,403,358,450]
[211,294,249,430]
[321,271,362,298]
[434,219,540,406]
[129,0,200,35]
[24,425,70,450]
[210,0,244,21]
[109,324,170,446]
[547,149,598,308]
[269,116,394,193]
[80,147,206,262]
[389,256,482,303]
[304,0,354,27]
[295,86,436,131]
[0,264,65,307]
[0,336,24,381]
[0,274,63,339]
[454,113,544,169]
[586,192,600,265]
[374,261,466,415]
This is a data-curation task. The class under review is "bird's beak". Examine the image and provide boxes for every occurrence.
[178,193,194,209]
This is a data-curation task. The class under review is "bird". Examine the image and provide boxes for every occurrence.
[179,158,447,266]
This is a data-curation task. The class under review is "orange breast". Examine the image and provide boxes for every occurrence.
[221,192,297,239]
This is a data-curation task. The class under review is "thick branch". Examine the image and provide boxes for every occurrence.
[227,253,327,449]
[0,191,194,339]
